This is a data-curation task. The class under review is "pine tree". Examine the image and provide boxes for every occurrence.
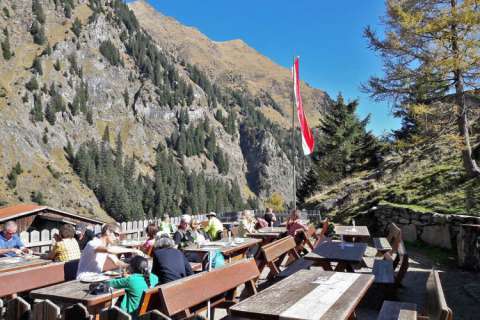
[123,88,129,107]
[64,139,75,163]
[31,94,44,122]
[30,21,46,45]
[53,59,61,71]
[25,77,39,91]
[1,28,12,60]
[32,0,46,24]
[363,0,480,177]
[32,56,43,75]
[114,132,123,171]
[102,125,111,144]
[71,17,82,37]
[45,103,56,125]
[64,3,72,19]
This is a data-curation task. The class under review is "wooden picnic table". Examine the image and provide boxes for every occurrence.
[229,269,374,320]
[30,279,125,319]
[183,238,262,263]
[304,240,368,272]
[0,256,51,273]
[334,225,370,242]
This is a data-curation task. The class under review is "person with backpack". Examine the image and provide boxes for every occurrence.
[107,256,159,316]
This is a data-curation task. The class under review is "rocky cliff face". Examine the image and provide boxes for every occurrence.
[0,0,329,220]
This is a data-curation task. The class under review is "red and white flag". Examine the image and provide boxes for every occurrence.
[293,57,314,155]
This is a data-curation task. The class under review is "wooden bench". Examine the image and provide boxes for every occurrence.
[377,300,417,320]
[258,236,300,279]
[0,259,81,298]
[372,240,409,288]
[139,258,260,319]
[377,270,452,320]
[374,223,401,256]
[419,270,452,320]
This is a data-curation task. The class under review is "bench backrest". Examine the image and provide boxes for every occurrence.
[99,306,131,320]
[61,303,89,320]
[6,296,30,320]
[387,223,402,253]
[138,286,161,315]
[261,236,296,263]
[394,240,409,286]
[32,299,60,320]
[426,270,452,320]
[157,258,260,317]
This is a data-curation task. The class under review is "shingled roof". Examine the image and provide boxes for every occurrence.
[0,203,104,225]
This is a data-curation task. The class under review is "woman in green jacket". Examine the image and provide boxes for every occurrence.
[107,256,159,317]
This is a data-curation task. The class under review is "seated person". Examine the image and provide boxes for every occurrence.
[173,215,194,249]
[238,210,256,237]
[286,209,308,245]
[151,234,193,285]
[141,223,158,255]
[76,223,141,280]
[45,224,81,262]
[190,219,209,244]
[264,207,277,227]
[203,212,223,241]
[75,223,95,250]
[107,256,159,317]
[0,221,30,257]
[158,214,176,234]
[255,217,269,230]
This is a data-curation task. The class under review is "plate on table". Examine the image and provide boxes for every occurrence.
[103,270,121,277]
[79,273,111,283]
[0,257,23,264]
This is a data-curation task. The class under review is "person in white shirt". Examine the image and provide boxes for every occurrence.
[76,223,141,279]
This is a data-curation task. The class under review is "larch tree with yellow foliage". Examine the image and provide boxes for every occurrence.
[363,0,480,177]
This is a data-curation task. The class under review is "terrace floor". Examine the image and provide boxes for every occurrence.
[209,244,479,320]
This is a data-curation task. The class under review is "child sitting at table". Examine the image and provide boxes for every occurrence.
[141,223,158,255]
[107,255,159,317]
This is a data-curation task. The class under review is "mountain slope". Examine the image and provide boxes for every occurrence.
[129,0,330,128]
[0,0,331,219]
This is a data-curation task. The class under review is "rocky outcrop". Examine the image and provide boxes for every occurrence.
[239,127,293,199]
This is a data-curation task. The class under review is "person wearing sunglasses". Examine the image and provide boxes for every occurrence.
[0,221,31,257]
[76,223,141,280]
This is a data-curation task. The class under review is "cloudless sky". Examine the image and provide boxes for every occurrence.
[140,0,401,136]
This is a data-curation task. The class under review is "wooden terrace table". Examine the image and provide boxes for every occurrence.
[0,256,51,273]
[183,238,262,263]
[30,279,125,319]
[229,269,374,320]
[304,240,367,272]
[334,225,370,242]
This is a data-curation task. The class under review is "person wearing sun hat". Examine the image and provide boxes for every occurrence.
[203,212,223,241]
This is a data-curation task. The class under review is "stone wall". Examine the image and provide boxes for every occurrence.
[364,204,480,270]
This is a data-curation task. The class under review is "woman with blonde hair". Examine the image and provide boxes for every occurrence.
[238,210,256,237]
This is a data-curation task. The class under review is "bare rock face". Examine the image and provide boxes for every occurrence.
[240,128,293,200]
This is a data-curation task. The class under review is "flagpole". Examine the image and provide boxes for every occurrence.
[292,56,297,212]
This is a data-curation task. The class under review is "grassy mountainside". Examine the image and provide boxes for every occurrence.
[305,134,480,219]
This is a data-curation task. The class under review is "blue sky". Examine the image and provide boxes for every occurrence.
[141,0,401,136]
